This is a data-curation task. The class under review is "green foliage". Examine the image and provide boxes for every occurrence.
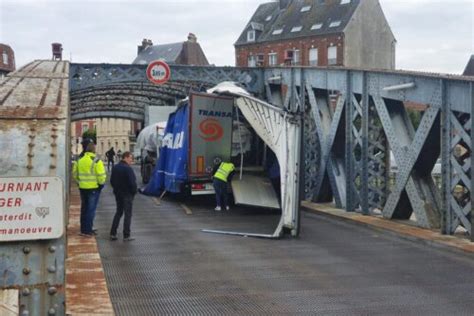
[82,129,97,143]
[407,109,422,129]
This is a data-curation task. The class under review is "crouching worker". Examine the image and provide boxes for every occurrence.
[212,158,235,211]
[110,152,137,241]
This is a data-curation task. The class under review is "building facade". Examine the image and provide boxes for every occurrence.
[70,120,96,156]
[0,44,15,78]
[71,119,142,158]
[235,0,396,69]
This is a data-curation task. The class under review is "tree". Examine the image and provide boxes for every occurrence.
[82,129,96,144]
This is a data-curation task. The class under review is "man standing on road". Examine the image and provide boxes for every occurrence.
[212,158,235,211]
[105,147,116,171]
[72,143,107,237]
[110,151,138,241]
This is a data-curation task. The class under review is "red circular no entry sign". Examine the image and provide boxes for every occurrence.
[146,60,171,85]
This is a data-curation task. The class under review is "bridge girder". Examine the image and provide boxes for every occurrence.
[69,62,474,237]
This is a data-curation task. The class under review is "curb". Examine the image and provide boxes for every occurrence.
[302,201,474,258]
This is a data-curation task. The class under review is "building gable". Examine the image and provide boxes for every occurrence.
[463,55,474,76]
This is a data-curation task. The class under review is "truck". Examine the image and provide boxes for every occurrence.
[141,91,237,196]
[141,82,301,237]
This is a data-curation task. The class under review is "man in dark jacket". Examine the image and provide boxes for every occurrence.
[109,151,138,241]
[105,147,116,171]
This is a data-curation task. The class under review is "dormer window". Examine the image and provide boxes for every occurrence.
[291,26,303,33]
[265,15,272,21]
[301,5,311,12]
[329,21,341,28]
[311,23,323,30]
[272,28,283,35]
[247,30,256,42]
[341,0,351,4]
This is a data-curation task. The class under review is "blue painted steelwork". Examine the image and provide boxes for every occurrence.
[68,63,474,236]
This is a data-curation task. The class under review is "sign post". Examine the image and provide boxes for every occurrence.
[0,177,64,242]
[146,60,171,85]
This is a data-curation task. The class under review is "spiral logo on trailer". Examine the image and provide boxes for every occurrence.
[199,119,224,142]
[146,60,171,85]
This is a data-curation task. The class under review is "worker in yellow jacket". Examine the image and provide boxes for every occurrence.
[72,143,106,237]
[212,158,235,211]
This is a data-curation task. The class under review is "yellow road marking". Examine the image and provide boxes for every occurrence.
[180,203,192,215]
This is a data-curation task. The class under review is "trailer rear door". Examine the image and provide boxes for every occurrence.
[189,93,233,177]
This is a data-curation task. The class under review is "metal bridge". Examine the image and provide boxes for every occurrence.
[1,59,474,314]
[69,61,474,238]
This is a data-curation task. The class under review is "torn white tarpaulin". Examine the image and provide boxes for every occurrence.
[205,82,301,238]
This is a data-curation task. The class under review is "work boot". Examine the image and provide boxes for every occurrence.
[123,236,135,241]
[110,235,118,241]
[214,206,222,211]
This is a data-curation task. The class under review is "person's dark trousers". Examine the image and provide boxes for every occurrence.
[107,159,114,171]
[213,178,228,208]
[79,189,99,234]
[110,194,134,238]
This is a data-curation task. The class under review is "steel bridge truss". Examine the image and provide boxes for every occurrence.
[69,63,474,239]
[263,68,474,239]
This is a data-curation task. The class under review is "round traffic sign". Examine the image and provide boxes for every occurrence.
[146,60,171,85]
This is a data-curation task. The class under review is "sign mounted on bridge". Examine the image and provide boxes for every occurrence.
[146,60,171,85]
[0,177,64,242]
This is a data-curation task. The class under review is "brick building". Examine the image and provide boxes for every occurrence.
[0,44,15,78]
[235,0,395,69]
[71,120,96,156]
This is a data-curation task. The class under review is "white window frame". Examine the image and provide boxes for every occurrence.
[248,55,257,67]
[328,46,337,65]
[341,0,351,4]
[293,50,300,65]
[309,48,318,66]
[272,28,283,35]
[268,53,277,66]
[2,52,8,65]
[247,30,255,42]
[291,26,303,33]
[329,21,341,28]
[311,23,323,30]
[300,5,311,12]
[82,123,89,133]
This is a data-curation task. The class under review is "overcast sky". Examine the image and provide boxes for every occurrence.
[0,0,472,74]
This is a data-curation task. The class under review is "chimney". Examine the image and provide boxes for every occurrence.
[187,33,197,43]
[279,0,291,10]
[51,43,63,60]
[137,38,154,55]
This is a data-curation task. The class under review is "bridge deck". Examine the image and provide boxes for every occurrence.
[91,167,474,315]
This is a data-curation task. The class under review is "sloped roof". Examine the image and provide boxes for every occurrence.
[133,42,184,65]
[235,0,361,46]
[463,55,474,76]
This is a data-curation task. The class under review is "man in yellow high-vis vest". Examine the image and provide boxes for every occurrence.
[212,158,235,211]
[72,143,106,237]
